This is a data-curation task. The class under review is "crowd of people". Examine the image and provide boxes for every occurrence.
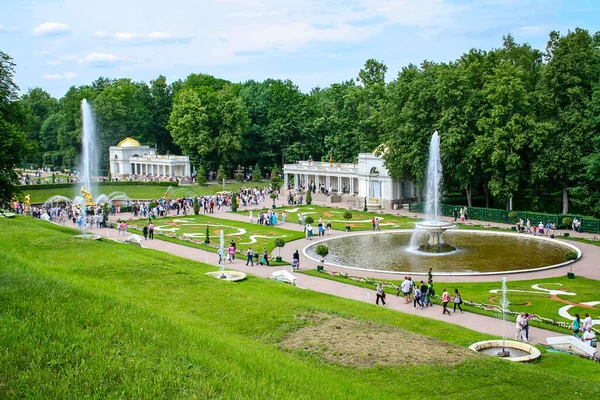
[515,218,557,236]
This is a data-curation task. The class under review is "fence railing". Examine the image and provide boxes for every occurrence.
[408,203,600,234]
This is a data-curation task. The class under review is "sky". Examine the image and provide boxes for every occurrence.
[1,0,599,98]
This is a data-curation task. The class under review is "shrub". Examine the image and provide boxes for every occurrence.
[562,217,573,228]
[274,238,285,256]
[305,216,314,225]
[193,198,200,215]
[270,165,282,189]
[196,165,207,185]
[315,244,329,261]
[306,190,312,205]
[216,165,227,182]
[508,211,518,221]
[564,250,578,261]
[231,194,238,212]
[252,163,262,182]
[343,211,352,222]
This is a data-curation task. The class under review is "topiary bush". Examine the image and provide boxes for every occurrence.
[564,250,578,261]
[305,216,314,225]
[306,190,312,205]
[562,217,573,229]
[274,237,285,258]
[315,244,329,262]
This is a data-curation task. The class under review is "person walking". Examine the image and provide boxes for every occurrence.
[292,250,300,270]
[419,281,428,310]
[148,222,154,239]
[453,288,463,313]
[442,288,451,316]
[260,248,270,266]
[142,225,148,240]
[246,248,254,266]
[413,288,422,309]
[376,283,387,307]
[571,314,582,338]
[227,243,236,263]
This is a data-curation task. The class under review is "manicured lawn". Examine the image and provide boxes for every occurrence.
[236,205,416,231]
[300,269,600,334]
[127,213,305,258]
[1,216,599,398]
[23,181,261,203]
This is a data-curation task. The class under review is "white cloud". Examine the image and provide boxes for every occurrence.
[514,25,545,36]
[47,60,62,65]
[37,50,51,56]
[78,52,119,67]
[32,22,71,36]
[94,30,191,45]
[42,72,77,80]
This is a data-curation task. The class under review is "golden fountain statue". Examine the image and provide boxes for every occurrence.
[24,194,31,213]
[81,186,94,207]
[163,191,170,202]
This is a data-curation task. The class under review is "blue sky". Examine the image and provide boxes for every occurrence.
[1,0,599,98]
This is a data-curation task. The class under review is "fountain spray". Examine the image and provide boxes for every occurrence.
[219,229,226,278]
[498,277,511,357]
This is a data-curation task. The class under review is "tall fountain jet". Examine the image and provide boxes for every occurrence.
[80,99,98,198]
[424,131,442,222]
[409,131,456,253]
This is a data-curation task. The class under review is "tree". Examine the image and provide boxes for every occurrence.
[535,29,600,213]
[149,75,175,153]
[305,190,312,205]
[20,87,58,165]
[214,84,248,167]
[168,89,211,167]
[0,51,28,208]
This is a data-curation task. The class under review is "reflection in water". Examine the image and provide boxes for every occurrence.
[305,231,572,273]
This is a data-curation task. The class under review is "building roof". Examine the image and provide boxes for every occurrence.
[117,137,142,147]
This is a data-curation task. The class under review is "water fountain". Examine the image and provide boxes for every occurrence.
[73,99,101,240]
[469,277,541,362]
[205,229,246,282]
[409,131,456,253]
[303,130,581,274]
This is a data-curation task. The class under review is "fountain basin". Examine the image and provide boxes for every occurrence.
[304,230,581,275]
[469,340,541,362]
[205,271,246,282]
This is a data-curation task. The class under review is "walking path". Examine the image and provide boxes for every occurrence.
[87,207,597,346]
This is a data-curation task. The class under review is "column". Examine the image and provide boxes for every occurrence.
[350,178,354,195]
[337,176,342,194]
[294,174,299,188]
[325,175,330,189]
[284,173,288,188]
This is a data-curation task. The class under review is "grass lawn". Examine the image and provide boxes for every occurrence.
[236,204,416,231]
[300,269,600,334]
[126,213,305,259]
[1,216,599,398]
[23,181,262,203]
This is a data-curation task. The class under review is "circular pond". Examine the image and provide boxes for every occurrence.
[304,230,580,275]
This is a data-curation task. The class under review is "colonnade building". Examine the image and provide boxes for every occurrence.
[109,137,191,178]
[283,153,416,209]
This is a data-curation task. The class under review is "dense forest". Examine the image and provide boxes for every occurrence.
[5,28,600,216]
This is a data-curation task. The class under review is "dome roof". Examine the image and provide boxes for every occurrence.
[117,137,141,147]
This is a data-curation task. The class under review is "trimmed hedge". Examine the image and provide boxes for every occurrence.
[19,181,179,190]
[409,202,600,234]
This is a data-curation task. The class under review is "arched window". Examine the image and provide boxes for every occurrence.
[369,167,379,176]
[114,154,118,159]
